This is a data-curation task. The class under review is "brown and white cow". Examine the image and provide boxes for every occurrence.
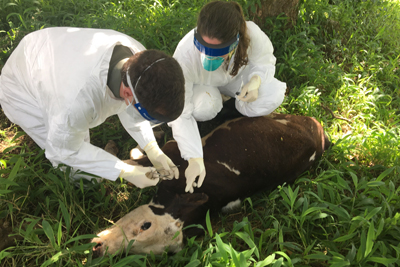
[91,113,330,256]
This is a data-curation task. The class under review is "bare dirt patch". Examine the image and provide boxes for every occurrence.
[0,219,23,252]
[0,108,38,155]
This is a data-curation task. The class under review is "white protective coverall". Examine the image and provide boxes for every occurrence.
[169,21,286,160]
[0,27,156,181]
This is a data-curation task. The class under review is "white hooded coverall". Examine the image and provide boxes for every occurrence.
[169,21,287,160]
[0,27,156,181]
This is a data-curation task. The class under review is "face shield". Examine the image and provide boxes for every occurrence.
[125,59,165,125]
[194,29,239,72]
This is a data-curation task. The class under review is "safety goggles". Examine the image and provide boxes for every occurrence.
[126,59,165,125]
[194,28,239,57]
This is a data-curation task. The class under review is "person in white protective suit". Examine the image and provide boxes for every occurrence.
[0,27,185,189]
[170,1,287,193]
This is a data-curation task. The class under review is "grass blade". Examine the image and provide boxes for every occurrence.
[216,234,228,262]
[42,219,57,250]
[365,221,375,257]
[205,210,213,238]
[6,157,22,190]
[59,200,71,234]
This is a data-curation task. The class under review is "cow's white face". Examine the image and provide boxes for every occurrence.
[91,204,184,256]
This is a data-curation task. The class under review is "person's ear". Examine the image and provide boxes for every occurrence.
[121,84,133,98]
[120,82,135,105]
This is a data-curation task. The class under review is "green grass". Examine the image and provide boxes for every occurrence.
[1,0,400,266]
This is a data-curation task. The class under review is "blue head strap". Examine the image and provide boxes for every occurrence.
[194,29,239,57]
[126,58,165,124]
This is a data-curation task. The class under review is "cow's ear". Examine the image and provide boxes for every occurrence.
[164,193,209,220]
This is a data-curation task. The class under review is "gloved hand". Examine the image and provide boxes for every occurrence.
[119,164,159,188]
[237,75,261,102]
[144,141,179,179]
[185,158,206,193]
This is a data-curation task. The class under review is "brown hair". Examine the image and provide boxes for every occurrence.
[197,1,250,76]
[122,50,185,122]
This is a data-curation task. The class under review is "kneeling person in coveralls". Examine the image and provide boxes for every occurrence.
[170,1,287,193]
[0,27,185,188]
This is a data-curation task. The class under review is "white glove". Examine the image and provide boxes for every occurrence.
[184,158,206,193]
[237,75,261,102]
[144,141,179,179]
[119,164,159,188]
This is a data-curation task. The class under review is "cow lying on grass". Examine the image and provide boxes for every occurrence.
[92,113,330,256]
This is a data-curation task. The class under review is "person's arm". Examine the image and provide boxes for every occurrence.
[118,109,179,179]
[44,103,159,187]
[45,120,127,180]
[236,21,278,102]
[246,21,277,84]
[168,107,203,161]
[46,125,159,187]
[118,110,156,150]
[168,81,205,193]
[171,33,204,161]
[170,30,206,192]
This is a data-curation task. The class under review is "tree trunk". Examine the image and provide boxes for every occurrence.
[249,0,300,28]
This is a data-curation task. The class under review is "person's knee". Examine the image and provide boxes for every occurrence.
[235,79,286,117]
[192,85,223,121]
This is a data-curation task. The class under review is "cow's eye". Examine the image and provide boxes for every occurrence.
[141,222,151,231]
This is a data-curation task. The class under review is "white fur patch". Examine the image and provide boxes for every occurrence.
[148,200,165,209]
[222,199,241,213]
[276,119,289,125]
[309,151,316,162]
[217,161,240,175]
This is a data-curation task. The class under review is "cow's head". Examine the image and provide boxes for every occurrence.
[91,192,209,256]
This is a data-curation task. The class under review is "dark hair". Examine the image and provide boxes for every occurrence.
[122,49,185,123]
[197,1,250,76]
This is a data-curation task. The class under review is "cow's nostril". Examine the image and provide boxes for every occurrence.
[92,242,103,258]
[93,242,103,251]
